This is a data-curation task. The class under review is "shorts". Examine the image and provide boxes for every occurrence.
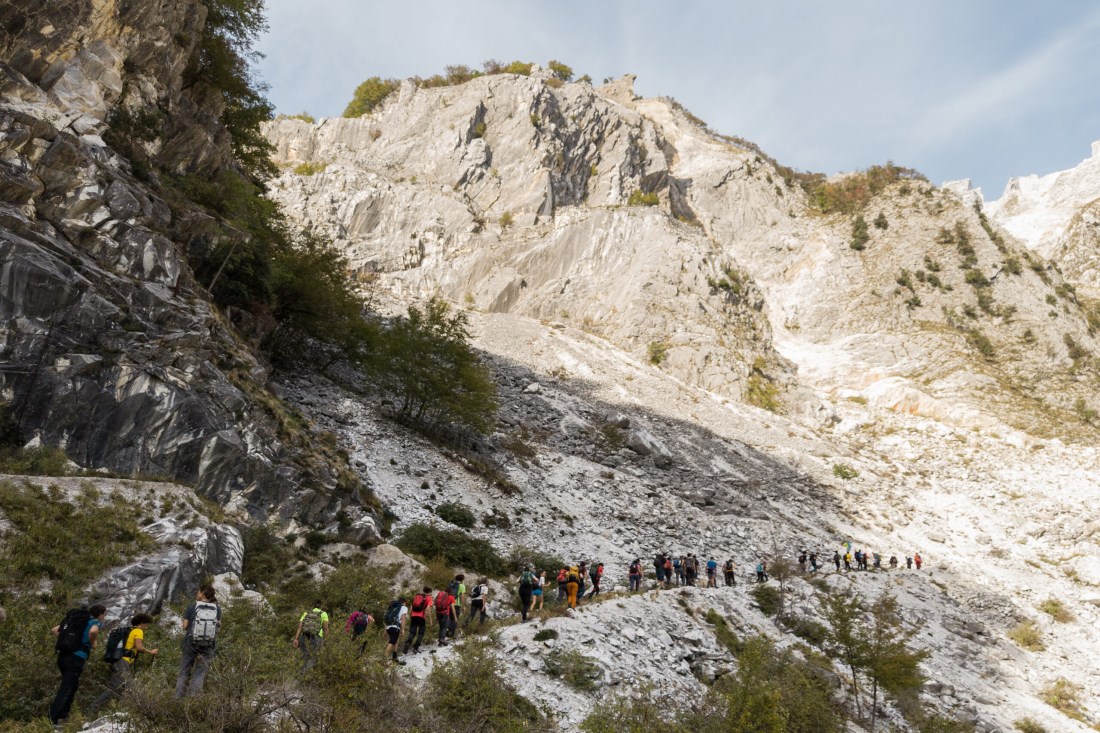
[655,569,665,581]
[386,627,400,644]
[532,588,542,596]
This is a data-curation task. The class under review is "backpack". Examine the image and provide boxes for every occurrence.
[190,602,219,648]
[470,584,483,599]
[103,626,133,664]
[589,567,599,581]
[55,608,93,655]
[519,571,534,589]
[567,570,579,584]
[351,612,370,633]
[412,594,430,613]
[664,559,672,571]
[384,600,403,627]
[434,591,452,614]
[557,569,567,583]
[447,580,461,598]
[301,609,323,636]
[629,562,640,576]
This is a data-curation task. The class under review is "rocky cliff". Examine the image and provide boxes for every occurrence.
[0,1,382,543]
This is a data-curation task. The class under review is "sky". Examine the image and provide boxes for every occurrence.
[255,0,1100,198]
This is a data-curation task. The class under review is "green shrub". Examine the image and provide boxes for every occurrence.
[344,76,399,117]
[627,189,659,206]
[850,214,869,250]
[396,522,508,576]
[1007,620,1044,651]
[499,211,514,228]
[745,373,781,412]
[790,617,829,646]
[0,444,71,476]
[751,584,783,616]
[482,511,512,529]
[1040,678,1085,720]
[241,524,295,589]
[648,340,669,365]
[435,502,476,529]
[832,463,859,480]
[508,546,567,575]
[545,648,601,691]
[966,328,995,359]
[292,160,327,175]
[873,212,888,229]
[810,162,925,214]
[704,609,744,655]
[1014,718,1047,733]
[547,60,574,81]
[1037,598,1074,623]
[426,639,546,730]
[533,629,559,642]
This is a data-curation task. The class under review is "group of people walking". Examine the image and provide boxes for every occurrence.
[48,585,221,729]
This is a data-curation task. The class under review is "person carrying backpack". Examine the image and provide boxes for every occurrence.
[448,575,466,638]
[383,598,408,666]
[706,557,719,588]
[565,565,581,609]
[723,559,736,586]
[833,551,841,572]
[577,562,588,600]
[531,570,546,612]
[88,613,158,714]
[466,577,490,626]
[809,552,819,574]
[914,552,923,570]
[49,603,106,727]
[628,559,642,592]
[673,556,683,586]
[434,586,457,644]
[906,556,913,570]
[588,563,603,598]
[175,584,221,698]
[518,566,536,621]
[755,561,767,583]
[556,567,568,602]
[292,600,329,673]
[404,586,433,655]
[654,554,666,589]
[346,608,373,638]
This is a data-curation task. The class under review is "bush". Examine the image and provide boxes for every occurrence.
[547,60,574,81]
[751,585,783,616]
[435,502,476,529]
[499,211,514,228]
[810,162,926,214]
[425,639,547,731]
[0,444,71,476]
[1037,598,1074,623]
[508,546,567,575]
[1040,678,1085,720]
[396,522,508,577]
[292,160,327,175]
[533,629,558,642]
[832,463,859,480]
[873,212,888,229]
[344,76,399,117]
[850,214,869,250]
[482,511,512,529]
[1007,620,1044,651]
[241,524,295,589]
[627,189,659,206]
[648,340,669,365]
[545,648,601,691]
[1014,718,1047,733]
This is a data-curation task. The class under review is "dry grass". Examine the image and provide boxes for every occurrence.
[1007,620,1044,651]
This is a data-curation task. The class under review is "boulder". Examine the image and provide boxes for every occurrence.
[365,544,427,589]
[626,429,674,468]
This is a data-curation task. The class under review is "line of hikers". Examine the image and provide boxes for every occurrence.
[48,585,221,729]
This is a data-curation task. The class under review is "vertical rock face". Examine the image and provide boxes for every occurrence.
[265,74,1100,433]
[0,3,381,542]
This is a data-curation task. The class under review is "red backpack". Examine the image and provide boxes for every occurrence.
[557,569,567,583]
[434,591,453,614]
[411,594,430,616]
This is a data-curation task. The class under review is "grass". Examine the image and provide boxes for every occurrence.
[627,189,659,206]
[1040,678,1085,721]
[396,522,509,577]
[1007,620,1044,652]
[434,501,476,529]
[750,584,783,616]
[1037,598,1074,623]
[832,462,859,480]
[544,648,601,691]
[1013,719,1047,733]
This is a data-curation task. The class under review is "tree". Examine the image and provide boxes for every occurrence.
[548,60,574,82]
[822,590,928,732]
[369,298,498,434]
[344,76,399,117]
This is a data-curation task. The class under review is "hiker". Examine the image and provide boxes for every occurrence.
[176,584,221,698]
[565,565,581,609]
[723,559,736,586]
[556,567,568,602]
[663,555,673,586]
[854,549,864,570]
[383,598,408,666]
[467,577,490,626]
[435,585,457,644]
[889,555,898,569]
[518,566,536,621]
[873,552,882,570]
[292,601,329,673]
[50,603,107,727]
[577,562,588,599]
[914,552,923,570]
[673,555,684,586]
[654,553,666,589]
[89,613,158,714]
[404,586,433,655]
[706,557,718,588]
[532,570,546,611]
[346,608,373,638]
[833,551,841,572]
[798,549,807,573]
[449,574,466,637]
[685,555,698,586]
[755,561,767,583]
[906,556,913,570]
[809,552,819,573]
[628,558,643,592]
[588,563,603,598]
[843,551,852,572]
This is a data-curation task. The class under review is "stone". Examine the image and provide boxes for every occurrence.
[525,382,542,394]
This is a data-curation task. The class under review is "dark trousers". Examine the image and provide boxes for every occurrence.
[518,588,532,620]
[438,612,455,642]
[466,599,486,626]
[176,642,212,697]
[89,659,132,714]
[50,653,86,724]
[404,617,426,652]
